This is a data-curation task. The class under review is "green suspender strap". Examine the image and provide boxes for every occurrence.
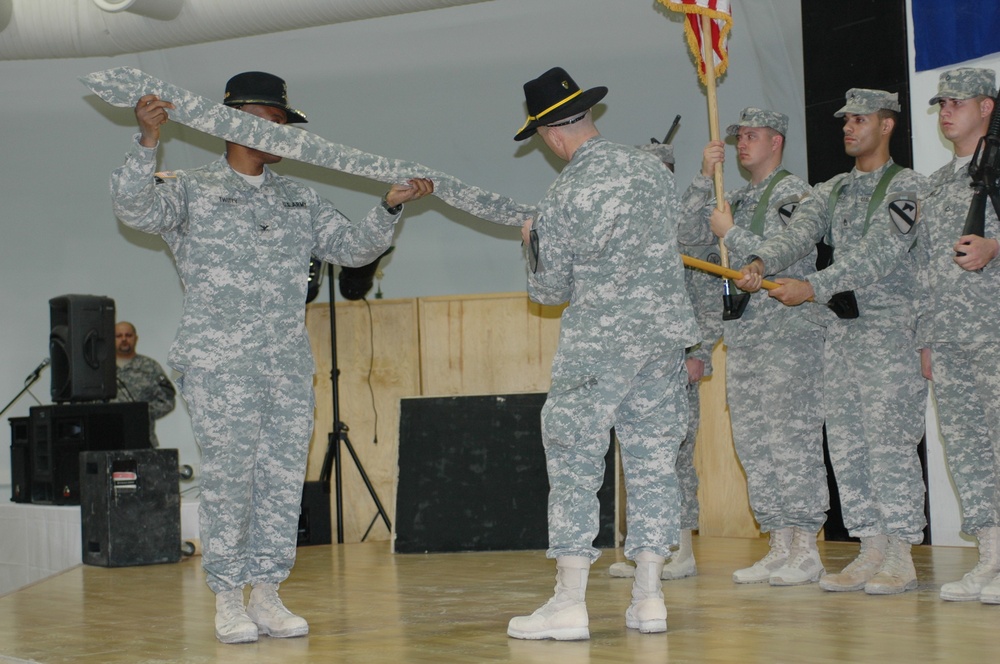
[826,162,904,241]
[747,169,791,237]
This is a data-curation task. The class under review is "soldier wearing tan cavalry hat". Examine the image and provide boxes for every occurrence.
[506,66,699,641]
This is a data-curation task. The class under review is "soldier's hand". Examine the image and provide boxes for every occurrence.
[685,357,705,384]
[135,94,174,149]
[734,259,764,292]
[710,200,734,238]
[700,140,725,178]
[768,277,814,306]
[954,235,1000,271]
[521,217,534,247]
[384,178,435,209]
[920,347,932,381]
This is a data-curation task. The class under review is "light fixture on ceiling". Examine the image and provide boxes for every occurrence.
[91,0,183,21]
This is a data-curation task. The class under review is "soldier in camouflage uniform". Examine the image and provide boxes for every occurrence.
[609,143,723,582]
[738,89,927,595]
[109,71,433,644]
[506,67,699,640]
[113,321,176,448]
[680,109,827,587]
[670,239,723,578]
[915,68,1000,604]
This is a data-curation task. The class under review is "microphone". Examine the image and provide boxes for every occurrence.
[26,357,50,384]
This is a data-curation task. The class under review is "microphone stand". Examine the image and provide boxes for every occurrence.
[317,263,392,543]
[0,361,48,420]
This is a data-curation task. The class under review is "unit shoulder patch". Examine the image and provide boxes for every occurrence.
[887,193,918,235]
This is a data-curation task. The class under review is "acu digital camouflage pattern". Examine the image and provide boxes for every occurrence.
[680,167,825,347]
[680,167,827,533]
[528,137,699,561]
[917,157,1000,536]
[83,67,534,227]
[676,239,723,530]
[112,137,398,376]
[929,67,998,104]
[181,370,314,593]
[834,88,901,117]
[113,354,176,448]
[726,107,788,137]
[752,160,928,543]
[108,81,407,592]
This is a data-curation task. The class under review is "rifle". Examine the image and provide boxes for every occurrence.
[957,94,1000,257]
[650,114,682,146]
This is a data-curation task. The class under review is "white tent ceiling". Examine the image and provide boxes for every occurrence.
[0,0,487,60]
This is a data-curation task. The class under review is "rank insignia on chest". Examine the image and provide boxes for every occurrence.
[888,195,918,235]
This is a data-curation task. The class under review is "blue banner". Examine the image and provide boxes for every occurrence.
[913,0,1000,72]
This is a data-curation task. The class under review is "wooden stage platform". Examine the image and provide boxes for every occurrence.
[1,536,997,663]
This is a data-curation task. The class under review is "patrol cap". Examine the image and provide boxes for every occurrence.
[726,107,788,137]
[929,67,998,105]
[223,71,308,124]
[639,142,675,167]
[834,88,901,117]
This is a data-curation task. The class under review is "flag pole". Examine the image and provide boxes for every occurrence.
[681,254,780,291]
[700,12,729,269]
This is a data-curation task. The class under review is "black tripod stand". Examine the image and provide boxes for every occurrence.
[317,262,392,543]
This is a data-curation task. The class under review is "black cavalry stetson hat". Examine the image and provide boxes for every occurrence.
[223,71,308,124]
[514,67,607,141]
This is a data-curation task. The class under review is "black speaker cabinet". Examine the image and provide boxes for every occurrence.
[30,402,150,505]
[297,480,332,546]
[9,416,31,503]
[395,393,616,554]
[49,294,116,403]
[80,448,181,567]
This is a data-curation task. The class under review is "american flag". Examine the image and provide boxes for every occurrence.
[660,0,733,85]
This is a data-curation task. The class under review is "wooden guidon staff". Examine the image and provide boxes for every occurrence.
[681,254,779,291]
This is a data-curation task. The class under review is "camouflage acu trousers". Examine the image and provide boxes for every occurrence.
[929,343,1000,535]
[727,335,828,533]
[676,381,701,531]
[824,331,927,543]
[542,349,688,562]
[179,369,315,593]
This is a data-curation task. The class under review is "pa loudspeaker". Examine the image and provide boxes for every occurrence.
[49,295,116,403]
[80,448,181,567]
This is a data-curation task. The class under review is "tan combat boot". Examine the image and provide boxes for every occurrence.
[733,527,792,584]
[769,527,824,586]
[865,536,918,595]
[625,550,667,634]
[246,584,309,638]
[608,530,697,581]
[508,556,591,641]
[215,588,258,644]
[819,534,887,592]
[941,526,1000,601]
[661,529,697,580]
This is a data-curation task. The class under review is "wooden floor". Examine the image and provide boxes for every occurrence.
[1,536,997,663]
